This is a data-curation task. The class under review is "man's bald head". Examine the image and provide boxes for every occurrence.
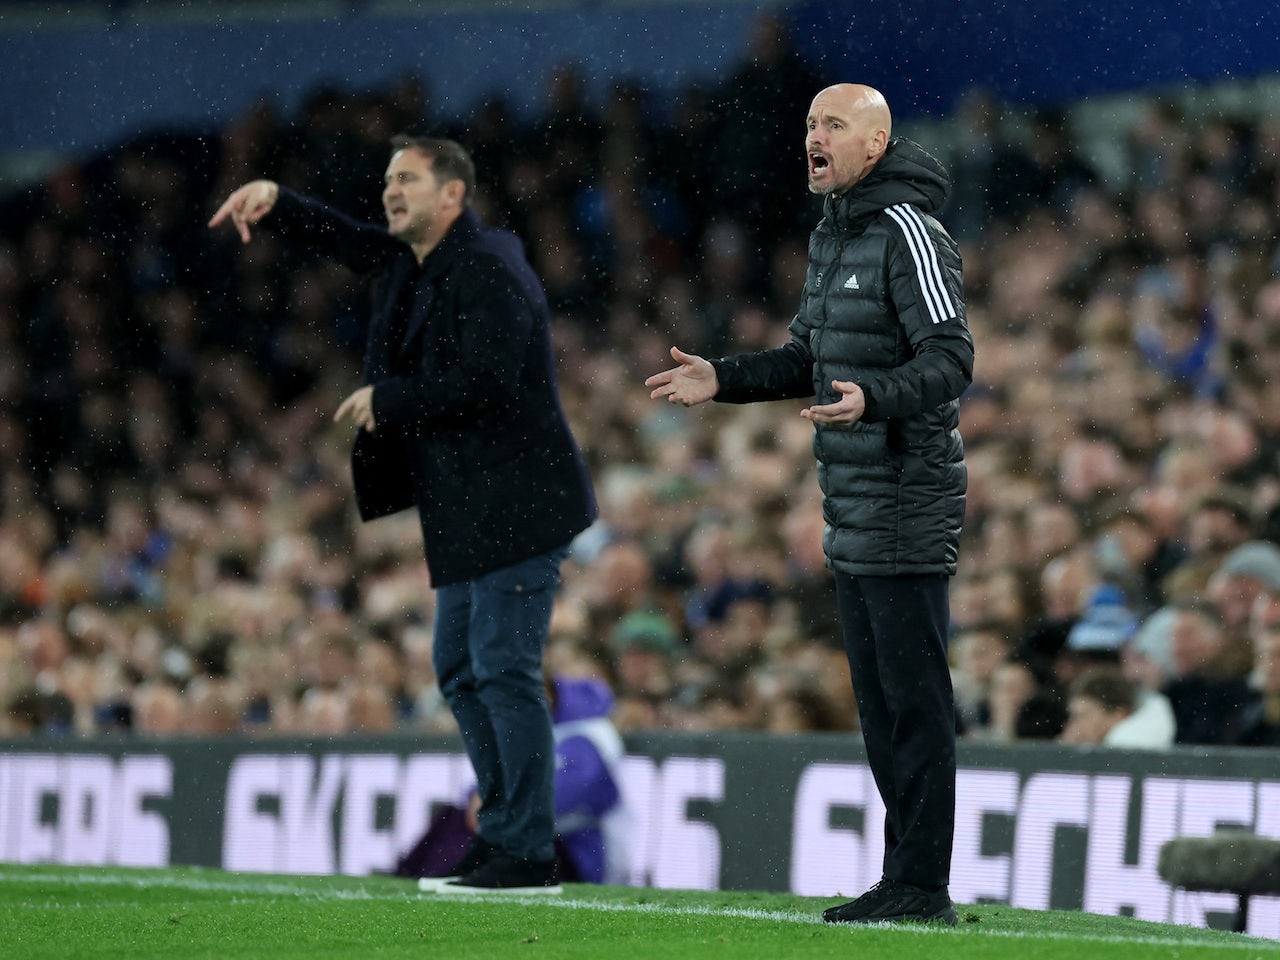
[817,84,892,133]
[806,84,893,195]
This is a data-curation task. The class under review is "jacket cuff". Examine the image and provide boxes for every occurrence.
[371,378,418,427]
[708,358,728,398]
[265,186,305,231]
[859,384,882,422]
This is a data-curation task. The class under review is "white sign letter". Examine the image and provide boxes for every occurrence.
[1011,772,1088,910]
[952,768,1018,905]
[340,755,400,876]
[1083,775,1177,922]
[789,762,883,897]
[648,757,724,890]
[58,755,114,865]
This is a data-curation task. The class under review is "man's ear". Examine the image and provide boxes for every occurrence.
[443,179,467,209]
[870,128,889,159]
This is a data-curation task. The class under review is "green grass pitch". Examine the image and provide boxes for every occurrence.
[2,864,1276,960]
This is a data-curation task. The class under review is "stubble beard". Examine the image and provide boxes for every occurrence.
[388,214,426,245]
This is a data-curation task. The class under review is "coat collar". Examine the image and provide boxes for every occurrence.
[419,207,481,277]
[386,208,481,365]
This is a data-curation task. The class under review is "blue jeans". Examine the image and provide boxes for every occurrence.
[432,545,568,862]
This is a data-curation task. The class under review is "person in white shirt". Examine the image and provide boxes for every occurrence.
[1060,666,1174,749]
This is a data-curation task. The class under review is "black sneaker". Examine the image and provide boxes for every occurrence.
[822,879,958,925]
[438,853,562,896]
[416,836,501,891]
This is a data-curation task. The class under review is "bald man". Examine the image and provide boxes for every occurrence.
[647,84,972,924]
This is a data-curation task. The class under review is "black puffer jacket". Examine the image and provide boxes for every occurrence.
[711,138,973,576]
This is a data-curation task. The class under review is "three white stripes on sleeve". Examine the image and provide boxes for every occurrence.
[884,203,957,325]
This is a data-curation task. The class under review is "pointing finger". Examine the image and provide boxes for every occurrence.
[207,196,235,229]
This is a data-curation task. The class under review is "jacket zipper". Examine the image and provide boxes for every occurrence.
[812,235,845,463]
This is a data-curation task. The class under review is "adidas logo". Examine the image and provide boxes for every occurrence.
[844,274,860,290]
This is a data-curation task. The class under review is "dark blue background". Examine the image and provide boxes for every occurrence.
[791,0,1280,115]
[4,0,1279,159]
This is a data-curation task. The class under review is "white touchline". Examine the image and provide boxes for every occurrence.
[0,869,1273,953]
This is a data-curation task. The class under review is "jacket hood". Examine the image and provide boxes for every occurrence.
[552,676,615,724]
[823,137,952,228]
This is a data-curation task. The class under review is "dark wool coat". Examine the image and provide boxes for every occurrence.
[711,139,973,576]
[267,190,597,585]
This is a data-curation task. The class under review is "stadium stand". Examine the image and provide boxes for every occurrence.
[2,8,1280,752]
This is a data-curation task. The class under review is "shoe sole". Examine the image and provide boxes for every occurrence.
[824,906,958,926]
[434,882,563,896]
[416,877,463,892]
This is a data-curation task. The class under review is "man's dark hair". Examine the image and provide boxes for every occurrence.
[1190,486,1254,529]
[1071,667,1136,715]
[1171,596,1224,629]
[390,135,476,205]
[1014,690,1068,740]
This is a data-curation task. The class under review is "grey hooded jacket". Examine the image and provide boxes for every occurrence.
[710,138,973,576]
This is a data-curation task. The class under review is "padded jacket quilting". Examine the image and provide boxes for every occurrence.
[711,138,973,576]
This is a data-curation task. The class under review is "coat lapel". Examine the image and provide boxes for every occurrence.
[366,258,411,380]
[365,210,482,375]
[394,210,480,363]
[395,277,437,366]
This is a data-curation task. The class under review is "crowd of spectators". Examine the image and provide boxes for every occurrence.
[3,16,1280,749]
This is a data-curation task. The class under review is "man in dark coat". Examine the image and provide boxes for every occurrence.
[647,83,972,924]
[210,136,596,894]
[1230,591,1280,747]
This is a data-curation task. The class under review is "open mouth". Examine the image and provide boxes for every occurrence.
[809,153,829,175]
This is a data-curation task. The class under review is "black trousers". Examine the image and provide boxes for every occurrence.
[834,572,956,888]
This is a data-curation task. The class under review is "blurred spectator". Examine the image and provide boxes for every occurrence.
[608,611,680,702]
[1,53,1280,748]
[1090,507,1184,615]
[3,686,73,736]
[130,681,185,735]
[1228,591,1280,746]
[1015,548,1093,680]
[1054,582,1139,691]
[184,677,244,736]
[1173,487,1258,596]
[1122,605,1179,693]
[347,681,396,733]
[760,684,845,733]
[1013,688,1070,741]
[776,500,841,648]
[982,659,1039,743]
[1161,599,1253,744]
[951,621,1013,734]
[1060,666,1175,749]
[681,521,771,634]
[1207,540,1280,636]
[581,540,664,629]
[710,13,821,252]
[395,674,630,884]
